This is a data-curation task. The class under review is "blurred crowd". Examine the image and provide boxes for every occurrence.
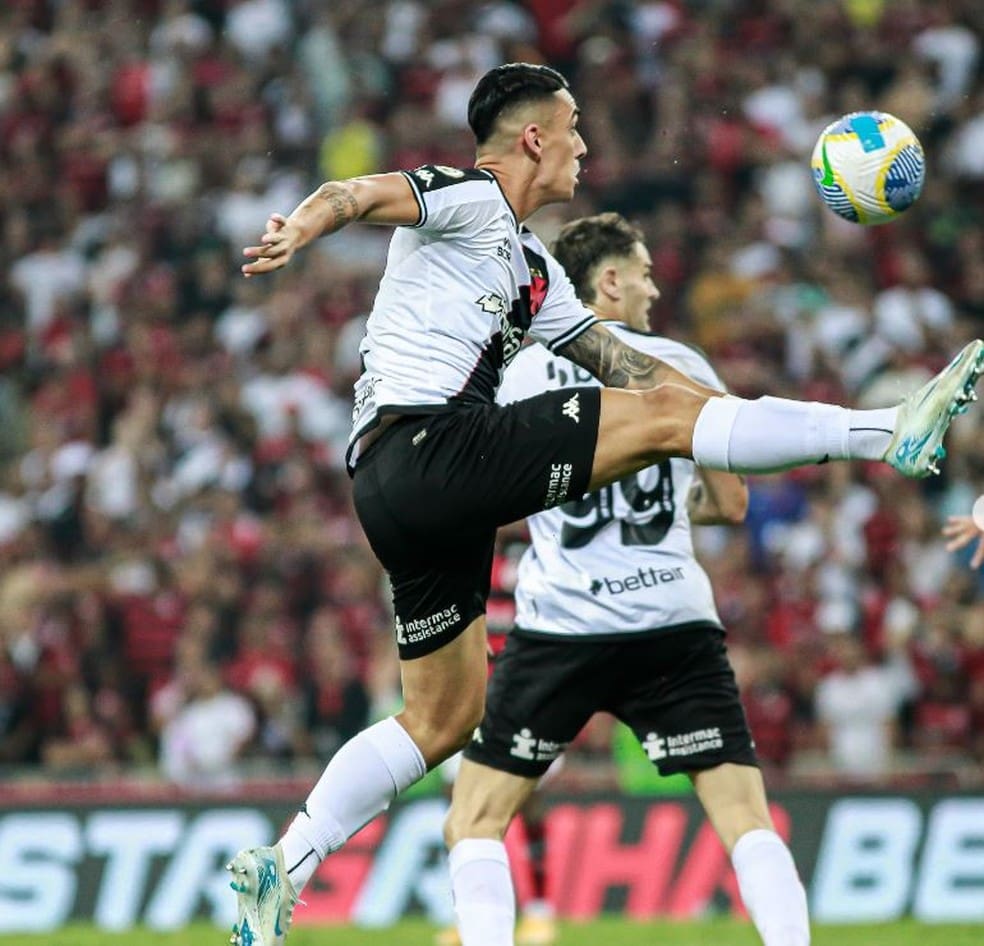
[1,0,983,792]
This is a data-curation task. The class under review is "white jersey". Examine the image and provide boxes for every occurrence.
[346,165,598,469]
[497,324,726,638]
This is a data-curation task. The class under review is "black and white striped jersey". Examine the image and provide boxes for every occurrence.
[497,324,727,638]
[346,165,598,469]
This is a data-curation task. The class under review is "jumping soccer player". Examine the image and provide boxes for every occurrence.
[227,62,983,946]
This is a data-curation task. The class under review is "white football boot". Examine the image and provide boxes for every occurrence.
[227,845,300,946]
[886,339,984,478]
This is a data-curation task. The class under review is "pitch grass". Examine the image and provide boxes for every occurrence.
[4,920,982,946]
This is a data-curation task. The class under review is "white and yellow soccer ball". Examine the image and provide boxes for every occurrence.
[810,111,925,225]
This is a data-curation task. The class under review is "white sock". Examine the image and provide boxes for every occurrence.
[279,717,426,893]
[449,839,516,946]
[846,407,896,458]
[731,829,810,946]
[692,396,897,472]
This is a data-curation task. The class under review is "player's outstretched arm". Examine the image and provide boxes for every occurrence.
[942,514,984,569]
[241,173,421,277]
[558,322,720,397]
[686,470,748,526]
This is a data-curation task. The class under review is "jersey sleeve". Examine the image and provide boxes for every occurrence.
[400,165,500,234]
[526,247,598,352]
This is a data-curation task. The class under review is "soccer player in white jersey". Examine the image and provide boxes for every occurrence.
[442,212,807,946]
[228,63,983,946]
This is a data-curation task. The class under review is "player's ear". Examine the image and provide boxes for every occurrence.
[597,265,620,302]
[521,123,543,160]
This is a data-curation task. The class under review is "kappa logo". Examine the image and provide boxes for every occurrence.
[562,393,580,423]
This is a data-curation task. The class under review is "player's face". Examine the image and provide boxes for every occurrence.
[617,242,660,331]
[540,90,586,201]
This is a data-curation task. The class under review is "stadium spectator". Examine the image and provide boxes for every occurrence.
[0,0,979,814]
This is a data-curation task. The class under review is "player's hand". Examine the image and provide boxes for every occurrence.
[242,213,299,276]
[942,515,984,569]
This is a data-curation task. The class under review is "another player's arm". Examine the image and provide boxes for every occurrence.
[687,470,748,526]
[242,173,420,276]
[557,322,721,398]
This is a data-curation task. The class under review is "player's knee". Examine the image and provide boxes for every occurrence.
[401,699,483,767]
[637,384,703,456]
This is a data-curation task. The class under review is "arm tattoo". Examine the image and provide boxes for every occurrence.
[558,324,672,389]
[314,182,360,232]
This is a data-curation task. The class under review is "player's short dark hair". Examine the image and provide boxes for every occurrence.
[551,213,645,303]
[467,62,570,145]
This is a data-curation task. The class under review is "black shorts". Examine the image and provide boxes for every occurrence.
[464,625,758,778]
[351,388,601,659]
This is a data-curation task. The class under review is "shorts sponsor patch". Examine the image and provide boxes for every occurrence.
[394,604,462,646]
[544,462,574,507]
[642,727,724,761]
[510,727,567,762]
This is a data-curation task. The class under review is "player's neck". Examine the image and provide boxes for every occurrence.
[475,160,544,223]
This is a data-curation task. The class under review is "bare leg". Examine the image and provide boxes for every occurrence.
[692,763,810,946]
[278,616,489,895]
[444,759,541,946]
[590,337,984,485]
[399,615,490,767]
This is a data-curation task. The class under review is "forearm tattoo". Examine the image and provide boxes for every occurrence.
[558,324,670,389]
[314,182,360,232]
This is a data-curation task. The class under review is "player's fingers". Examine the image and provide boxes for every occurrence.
[243,242,286,259]
[269,213,287,227]
[241,257,285,276]
[944,535,971,552]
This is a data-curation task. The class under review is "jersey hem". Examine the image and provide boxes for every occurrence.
[511,619,724,642]
[346,403,461,472]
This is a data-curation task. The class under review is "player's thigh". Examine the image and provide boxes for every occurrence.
[589,385,706,491]
[464,634,603,780]
[613,628,758,778]
[444,757,540,845]
[690,762,773,853]
[398,614,490,768]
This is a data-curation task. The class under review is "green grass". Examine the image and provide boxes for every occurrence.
[4,920,982,946]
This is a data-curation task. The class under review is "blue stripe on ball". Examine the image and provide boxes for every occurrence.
[885,145,925,212]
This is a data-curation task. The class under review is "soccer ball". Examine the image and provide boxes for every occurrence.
[810,111,925,225]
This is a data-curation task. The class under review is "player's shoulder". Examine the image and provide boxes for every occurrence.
[403,165,494,194]
[606,323,696,357]
[605,325,724,387]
